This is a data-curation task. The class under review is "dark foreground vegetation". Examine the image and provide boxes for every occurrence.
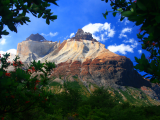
[2,75,160,120]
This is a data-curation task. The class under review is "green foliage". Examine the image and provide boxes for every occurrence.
[0,0,59,38]
[3,81,160,120]
[102,0,160,84]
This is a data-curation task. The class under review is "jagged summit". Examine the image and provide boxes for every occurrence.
[25,33,48,42]
[70,29,98,42]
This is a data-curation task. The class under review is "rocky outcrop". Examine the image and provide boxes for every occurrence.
[70,29,98,42]
[25,33,48,42]
[73,29,93,40]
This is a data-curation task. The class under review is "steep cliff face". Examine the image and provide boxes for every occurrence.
[16,40,60,63]
[4,29,160,106]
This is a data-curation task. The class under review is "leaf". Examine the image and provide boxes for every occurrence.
[120,0,125,3]
[135,16,145,26]
[133,64,144,72]
[131,8,134,12]
[117,8,123,12]
[31,11,37,17]
[13,16,22,22]
[141,53,146,61]
[1,78,12,87]
[1,0,10,5]
[1,30,9,36]
[50,15,57,20]
[141,43,147,49]
[121,11,133,17]
[150,60,158,72]
[157,64,160,76]
[24,16,31,22]
[0,71,3,77]
[112,12,117,17]
[102,13,106,19]
[128,16,137,22]
[110,3,114,6]
[42,14,47,19]
[147,68,154,74]
[120,16,125,21]
[38,12,43,18]
[137,0,147,11]
[155,15,160,23]
[134,56,140,63]
[150,78,160,84]
[20,21,23,25]
[46,9,51,13]
[7,23,17,33]
[52,0,59,6]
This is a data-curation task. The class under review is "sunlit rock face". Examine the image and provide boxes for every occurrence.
[6,29,160,103]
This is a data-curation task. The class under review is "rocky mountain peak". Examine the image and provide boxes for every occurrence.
[71,29,96,41]
[5,30,160,104]
[25,33,48,42]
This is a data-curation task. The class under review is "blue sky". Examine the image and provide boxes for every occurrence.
[0,0,155,79]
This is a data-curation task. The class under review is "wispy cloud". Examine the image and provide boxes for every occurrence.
[41,32,58,37]
[119,27,132,39]
[107,44,134,55]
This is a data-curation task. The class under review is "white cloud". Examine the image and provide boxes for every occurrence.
[41,33,46,36]
[6,49,17,55]
[121,27,132,34]
[82,22,116,42]
[100,34,108,42]
[70,33,75,38]
[122,38,139,48]
[119,27,132,39]
[40,32,58,37]
[49,32,58,37]
[124,19,130,25]
[107,37,139,55]
[107,43,134,55]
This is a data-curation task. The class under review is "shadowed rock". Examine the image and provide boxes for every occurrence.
[26,33,47,42]
[70,29,98,42]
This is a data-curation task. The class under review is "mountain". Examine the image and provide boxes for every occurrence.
[25,33,48,42]
[4,29,160,107]
[15,34,60,63]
